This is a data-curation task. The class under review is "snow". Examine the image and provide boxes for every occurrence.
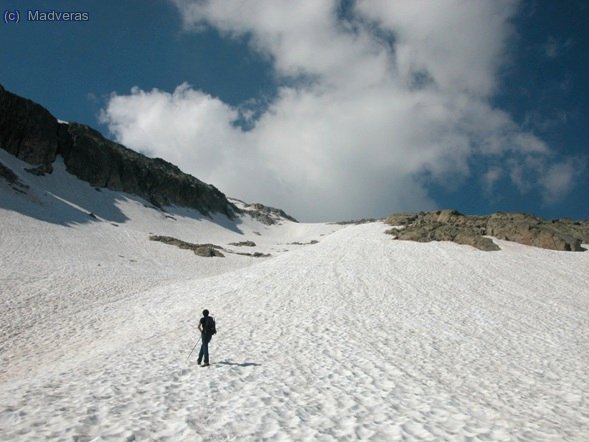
[1,150,589,440]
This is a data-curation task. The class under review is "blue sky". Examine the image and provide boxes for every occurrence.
[1,0,587,221]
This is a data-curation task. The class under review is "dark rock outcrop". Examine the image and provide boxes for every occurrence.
[61,123,236,217]
[0,85,237,218]
[386,210,588,252]
[0,85,64,165]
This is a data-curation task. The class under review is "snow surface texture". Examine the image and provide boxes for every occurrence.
[1,150,589,441]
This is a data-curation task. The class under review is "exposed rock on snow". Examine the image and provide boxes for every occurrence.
[388,222,500,251]
[149,235,225,257]
[150,235,271,258]
[234,251,271,258]
[288,240,319,245]
[229,240,256,247]
[486,212,588,251]
[386,209,588,251]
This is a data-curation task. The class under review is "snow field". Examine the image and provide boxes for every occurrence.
[1,219,588,440]
[1,151,589,440]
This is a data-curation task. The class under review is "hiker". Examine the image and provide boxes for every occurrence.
[197,309,216,366]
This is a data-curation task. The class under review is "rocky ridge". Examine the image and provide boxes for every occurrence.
[0,85,237,218]
[229,198,298,225]
[386,210,589,252]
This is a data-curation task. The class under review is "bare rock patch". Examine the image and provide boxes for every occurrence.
[386,210,588,252]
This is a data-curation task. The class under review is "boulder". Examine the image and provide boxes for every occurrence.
[194,245,225,257]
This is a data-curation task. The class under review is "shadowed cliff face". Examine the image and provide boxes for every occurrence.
[0,85,237,219]
[386,210,589,252]
[0,85,64,166]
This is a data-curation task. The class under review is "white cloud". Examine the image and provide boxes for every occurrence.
[356,0,519,97]
[101,84,242,178]
[100,0,578,221]
[540,159,581,204]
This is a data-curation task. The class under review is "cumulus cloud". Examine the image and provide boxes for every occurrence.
[100,0,579,221]
[102,84,242,181]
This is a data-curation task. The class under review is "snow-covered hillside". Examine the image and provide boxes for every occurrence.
[1,149,589,441]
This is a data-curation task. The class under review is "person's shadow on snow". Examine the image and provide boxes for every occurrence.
[217,360,261,367]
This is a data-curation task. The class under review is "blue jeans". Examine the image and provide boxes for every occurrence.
[198,334,211,364]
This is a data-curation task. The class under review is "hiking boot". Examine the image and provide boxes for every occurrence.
[201,363,210,367]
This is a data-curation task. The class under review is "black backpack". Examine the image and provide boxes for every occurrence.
[205,316,217,335]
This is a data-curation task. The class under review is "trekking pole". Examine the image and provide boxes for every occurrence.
[186,339,199,364]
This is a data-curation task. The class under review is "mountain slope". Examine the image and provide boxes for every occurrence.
[0,84,236,218]
[1,160,588,439]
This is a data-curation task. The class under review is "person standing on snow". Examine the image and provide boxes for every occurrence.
[197,309,216,366]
